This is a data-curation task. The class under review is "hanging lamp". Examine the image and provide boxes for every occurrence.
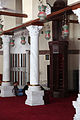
[62,14,69,39]
[38,0,46,21]
[0,19,3,34]
[10,36,15,47]
[0,37,3,49]
[21,32,26,45]
[45,24,51,40]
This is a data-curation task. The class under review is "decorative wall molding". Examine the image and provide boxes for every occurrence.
[68,50,80,54]
[14,29,29,38]
[39,50,50,55]
[27,25,42,37]
[0,50,80,55]
[39,50,80,55]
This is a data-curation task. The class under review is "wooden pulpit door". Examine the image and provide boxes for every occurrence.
[10,53,29,86]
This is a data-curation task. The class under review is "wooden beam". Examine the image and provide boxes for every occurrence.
[1,3,80,34]
[0,11,28,18]
[47,6,72,19]
[71,3,80,10]
[2,18,43,34]
[69,20,78,23]
[47,3,80,20]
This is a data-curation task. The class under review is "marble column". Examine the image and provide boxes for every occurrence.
[25,25,44,106]
[1,35,14,97]
[72,8,80,120]
[26,50,30,83]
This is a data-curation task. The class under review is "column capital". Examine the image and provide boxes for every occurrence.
[73,8,80,24]
[1,35,11,44]
[26,25,43,36]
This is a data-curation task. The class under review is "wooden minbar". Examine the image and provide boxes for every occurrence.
[49,41,68,97]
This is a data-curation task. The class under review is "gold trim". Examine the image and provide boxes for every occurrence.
[30,84,39,86]
[2,81,10,82]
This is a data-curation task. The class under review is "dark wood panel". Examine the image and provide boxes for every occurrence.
[49,41,68,97]
[68,50,80,54]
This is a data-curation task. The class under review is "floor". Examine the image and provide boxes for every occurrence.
[0,94,77,120]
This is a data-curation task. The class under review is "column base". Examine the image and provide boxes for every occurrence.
[25,86,44,106]
[73,94,80,120]
[0,86,15,97]
[1,81,11,86]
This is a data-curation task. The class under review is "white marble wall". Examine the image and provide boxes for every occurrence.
[10,29,30,54]
[68,0,80,5]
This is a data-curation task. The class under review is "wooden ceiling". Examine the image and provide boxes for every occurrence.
[2,3,80,35]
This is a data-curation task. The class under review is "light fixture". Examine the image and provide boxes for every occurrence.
[21,32,26,45]
[62,13,69,39]
[45,24,51,40]
[0,37,3,49]
[0,19,3,34]
[10,36,15,47]
[38,0,46,21]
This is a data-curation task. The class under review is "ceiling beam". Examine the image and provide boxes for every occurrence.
[2,18,43,35]
[46,3,80,20]
[1,3,80,34]
[0,11,28,18]
[69,20,78,23]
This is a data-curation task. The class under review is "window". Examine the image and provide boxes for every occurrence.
[45,54,49,60]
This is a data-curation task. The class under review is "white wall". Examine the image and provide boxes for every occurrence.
[68,14,80,90]
[22,0,46,22]
[39,22,52,86]
[39,22,52,50]
[2,0,16,30]
[0,0,17,74]
[11,30,30,54]
[16,0,22,25]
[39,55,50,86]
[22,0,32,22]
[68,0,80,5]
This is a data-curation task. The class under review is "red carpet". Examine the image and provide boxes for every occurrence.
[0,95,76,120]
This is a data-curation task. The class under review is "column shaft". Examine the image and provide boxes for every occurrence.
[72,8,80,120]
[1,35,15,97]
[27,25,42,85]
[30,34,39,85]
[2,35,10,86]
[25,25,44,106]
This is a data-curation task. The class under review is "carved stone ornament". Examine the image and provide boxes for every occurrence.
[26,25,43,37]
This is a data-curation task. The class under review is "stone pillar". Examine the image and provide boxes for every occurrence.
[25,25,44,106]
[1,35,14,97]
[72,8,80,120]
[26,50,30,83]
